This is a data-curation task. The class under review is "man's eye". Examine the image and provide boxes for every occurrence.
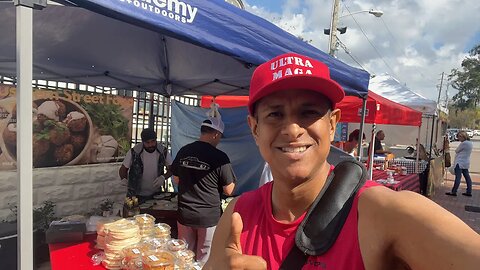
[267,111,282,118]
[303,110,322,116]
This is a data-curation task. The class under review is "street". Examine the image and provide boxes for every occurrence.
[449,135,480,173]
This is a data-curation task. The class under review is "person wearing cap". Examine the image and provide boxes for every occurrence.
[204,53,480,270]
[119,128,173,202]
[171,117,237,264]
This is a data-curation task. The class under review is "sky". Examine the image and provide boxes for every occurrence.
[241,0,480,104]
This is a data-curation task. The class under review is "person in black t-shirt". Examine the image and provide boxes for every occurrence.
[171,117,236,264]
[369,130,391,157]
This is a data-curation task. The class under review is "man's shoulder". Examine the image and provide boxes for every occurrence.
[131,143,143,153]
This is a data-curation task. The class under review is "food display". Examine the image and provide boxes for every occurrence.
[154,223,171,239]
[123,197,140,218]
[134,213,155,238]
[121,243,146,270]
[175,249,195,267]
[142,250,176,270]
[102,219,141,270]
[166,239,187,252]
[95,217,123,249]
[86,214,207,269]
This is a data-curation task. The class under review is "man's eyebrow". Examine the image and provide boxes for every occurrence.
[262,104,283,110]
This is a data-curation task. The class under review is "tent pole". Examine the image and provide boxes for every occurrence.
[16,3,34,270]
[148,92,155,129]
[368,124,377,179]
[429,115,436,160]
[415,125,421,173]
[357,97,367,161]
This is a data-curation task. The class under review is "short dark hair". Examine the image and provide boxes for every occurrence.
[141,128,157,142]
[348,129,366,142]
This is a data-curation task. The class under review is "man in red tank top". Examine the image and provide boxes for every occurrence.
[204,53,480,270]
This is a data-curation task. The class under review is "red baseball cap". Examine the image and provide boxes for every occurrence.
[248,52,345,114]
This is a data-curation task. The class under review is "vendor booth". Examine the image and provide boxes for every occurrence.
[200,91,425,194]
[0,0,371,269]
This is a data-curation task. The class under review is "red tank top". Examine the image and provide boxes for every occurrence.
[234,179,378,270]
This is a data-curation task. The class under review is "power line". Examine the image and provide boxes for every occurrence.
[336,38,369,71]
[342,3,398,78]
[378,14,430,81]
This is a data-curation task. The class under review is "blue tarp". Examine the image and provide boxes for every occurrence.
[0,0,370,97]
[171,101,355,194]
[171,100,264,195]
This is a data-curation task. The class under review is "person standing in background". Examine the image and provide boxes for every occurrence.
[369,130,391,157]
[446,130,473,197]
[172,117,236,264]
[119,128,173,203]
[343,129,365,157]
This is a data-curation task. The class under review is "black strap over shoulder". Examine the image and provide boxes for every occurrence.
[280,160,367,269]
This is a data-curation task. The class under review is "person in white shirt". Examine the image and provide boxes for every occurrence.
[446,130,473,197]
[258,162,273,187]
[119,128,173,202]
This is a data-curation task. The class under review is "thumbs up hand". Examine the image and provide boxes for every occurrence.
[225,212,267,270]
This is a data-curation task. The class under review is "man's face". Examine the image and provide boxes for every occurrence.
[248,89,340,183]
[143,139,157,153]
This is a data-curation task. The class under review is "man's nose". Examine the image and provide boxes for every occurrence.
[281,118,304,140]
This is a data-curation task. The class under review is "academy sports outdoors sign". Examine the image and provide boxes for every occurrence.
[119,0,198,24]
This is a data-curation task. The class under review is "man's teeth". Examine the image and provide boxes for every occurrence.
[281,146,307,153]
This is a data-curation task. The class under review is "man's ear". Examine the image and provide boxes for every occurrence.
[329,108,341,142]
[247,115,259,145]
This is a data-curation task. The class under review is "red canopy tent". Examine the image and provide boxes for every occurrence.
[201,93,424,178]
[201,91,422,126]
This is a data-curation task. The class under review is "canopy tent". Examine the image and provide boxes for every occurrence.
[201,91,423,126]
[201,93,424,179]
[338,91,422,126]
[0,0,370,97]
[369,73,443,160]
[2,1,372,267]
[369,74,437,115]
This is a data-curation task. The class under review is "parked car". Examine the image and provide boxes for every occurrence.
[447,128,459,141]
[474,130,480,136]
[465,130,474,138]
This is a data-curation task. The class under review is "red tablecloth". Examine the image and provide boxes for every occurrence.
[49,234,105,270]
[371,171,420,192]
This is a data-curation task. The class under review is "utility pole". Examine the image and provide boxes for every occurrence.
[437,72,444,108]
[328,0,341,56]
[430,72,445,159]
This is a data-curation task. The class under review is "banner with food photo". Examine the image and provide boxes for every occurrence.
[0,84,134,169]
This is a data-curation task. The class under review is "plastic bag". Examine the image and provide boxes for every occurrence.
[448,165,455,175]
[91,251,105,266]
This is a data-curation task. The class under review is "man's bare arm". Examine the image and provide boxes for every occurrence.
[359,187,480,270]
[223,182,235,196]
[119,165,128,179]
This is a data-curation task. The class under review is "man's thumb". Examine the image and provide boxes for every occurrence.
[227,212,243,253]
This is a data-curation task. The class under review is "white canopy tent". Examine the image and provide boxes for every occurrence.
[368,73,443,165]
[369,73,437,115]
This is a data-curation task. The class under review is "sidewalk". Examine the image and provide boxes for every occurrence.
[430,172,480,233]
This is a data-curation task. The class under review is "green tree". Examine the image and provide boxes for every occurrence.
[448,44,480,109]
[447,105,479,129]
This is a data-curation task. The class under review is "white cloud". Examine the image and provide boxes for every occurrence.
[244,0,480,102]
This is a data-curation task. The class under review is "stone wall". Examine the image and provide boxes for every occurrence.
[0,163,127,220]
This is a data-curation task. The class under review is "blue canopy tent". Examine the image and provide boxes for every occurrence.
[0,1,370,267]
[0,0,370,96]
